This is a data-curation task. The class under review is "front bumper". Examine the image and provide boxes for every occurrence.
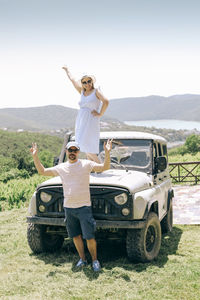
[27,216,145,229]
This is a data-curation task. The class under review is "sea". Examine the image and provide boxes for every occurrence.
[124,119,200,131]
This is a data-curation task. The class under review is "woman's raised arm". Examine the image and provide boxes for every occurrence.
[62,66,82,94]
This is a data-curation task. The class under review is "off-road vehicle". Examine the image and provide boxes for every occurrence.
[27,131,174,262]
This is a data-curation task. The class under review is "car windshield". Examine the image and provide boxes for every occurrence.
[99,139,152,172]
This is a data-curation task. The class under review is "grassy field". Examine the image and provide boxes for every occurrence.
[0,208,199,300]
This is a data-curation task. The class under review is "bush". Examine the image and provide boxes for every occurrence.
[0,174,48,210]
[0,155,17,174]
[38,150,54,168]
[177,145,188,156]
[12,149,35,173]
[185,134,200,154]
[0,168,30,183]
[169,134,200,157]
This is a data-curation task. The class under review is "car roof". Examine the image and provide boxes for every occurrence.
[99,131,167,143]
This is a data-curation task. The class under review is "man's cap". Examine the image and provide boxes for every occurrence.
[65,141,80,150]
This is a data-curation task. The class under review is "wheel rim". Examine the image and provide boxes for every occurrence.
[146,225,156,252]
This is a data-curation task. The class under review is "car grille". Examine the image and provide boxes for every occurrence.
[36,185,133,220]
[90,186,133,220]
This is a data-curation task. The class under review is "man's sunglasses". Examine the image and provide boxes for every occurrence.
[82,79,92,85]
[68,148,79,153]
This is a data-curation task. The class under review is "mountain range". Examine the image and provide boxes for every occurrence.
[106,94,200,121]
[0,94,200,131]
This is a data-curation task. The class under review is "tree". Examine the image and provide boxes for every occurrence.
[185,134,200,155]
[12,149,35,174]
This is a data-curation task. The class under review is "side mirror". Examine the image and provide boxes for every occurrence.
[155,156,167,172]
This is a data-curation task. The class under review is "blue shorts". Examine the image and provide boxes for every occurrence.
[64,206,96,240]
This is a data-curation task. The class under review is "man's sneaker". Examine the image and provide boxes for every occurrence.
[76,258,87,268]
[92,260,101,272]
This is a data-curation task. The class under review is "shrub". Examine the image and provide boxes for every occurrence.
[0,168,30,183]
[38,150,54,168]
[185,134,200,154]
[169,134,200,157]
[0,155,17,174]
[0,174,48,210]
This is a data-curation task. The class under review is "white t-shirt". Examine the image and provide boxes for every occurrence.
[48,159,97,208]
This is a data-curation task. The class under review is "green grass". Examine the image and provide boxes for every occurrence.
[0,208,199,300]
[168,151,200,163]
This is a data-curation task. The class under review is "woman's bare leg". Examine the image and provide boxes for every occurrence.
[87,153,100,163]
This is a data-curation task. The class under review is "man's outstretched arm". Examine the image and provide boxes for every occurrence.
[30,143,57,176]
[92,139,112,173]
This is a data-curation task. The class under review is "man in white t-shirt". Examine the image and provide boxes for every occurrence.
[30,139,112,272]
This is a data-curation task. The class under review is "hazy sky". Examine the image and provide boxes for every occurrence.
[1,0,200,109]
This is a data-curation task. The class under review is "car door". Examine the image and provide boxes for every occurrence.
[153,142,171,219]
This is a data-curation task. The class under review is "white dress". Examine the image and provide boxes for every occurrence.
[75,89,101,154]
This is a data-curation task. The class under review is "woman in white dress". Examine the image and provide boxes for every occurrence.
[62,66,109,163]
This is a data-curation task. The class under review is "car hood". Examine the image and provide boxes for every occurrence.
[38,169,152,194]
[90,169,152,193]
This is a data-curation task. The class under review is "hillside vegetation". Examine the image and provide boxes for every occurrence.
[0,130,64,211]
[0,130,63,180]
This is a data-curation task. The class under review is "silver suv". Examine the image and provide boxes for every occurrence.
[27,131,174,262]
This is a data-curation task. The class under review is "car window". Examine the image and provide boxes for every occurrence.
[99,139,152,173]
[153,143,157,157]
[162,144,168,162]
[158,143,162,156]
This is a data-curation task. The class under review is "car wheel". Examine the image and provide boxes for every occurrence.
[27,223,64,254]
[161,200,173,233]
[126,212,161,262]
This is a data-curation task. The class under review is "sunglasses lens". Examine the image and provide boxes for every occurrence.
[82,79,92,85]
[68,149,78,153]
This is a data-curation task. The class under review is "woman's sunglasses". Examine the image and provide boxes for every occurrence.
[68,148,79,153]
[82,79,92,85]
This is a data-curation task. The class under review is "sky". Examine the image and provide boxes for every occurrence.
[0,0,200,109]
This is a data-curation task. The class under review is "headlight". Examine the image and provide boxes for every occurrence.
[122,208,130,216]
[39,205,46,212]
[40,192,52,203]
[114,193,128,205]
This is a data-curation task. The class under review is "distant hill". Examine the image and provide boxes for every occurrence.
[1,94,200,131]
[105,94,200,121]
[0,106,78,131]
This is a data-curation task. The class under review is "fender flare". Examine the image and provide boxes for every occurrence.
[167,188,174,210]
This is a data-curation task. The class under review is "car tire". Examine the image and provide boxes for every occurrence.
[161,200,173,233]
[126,212,161,262]
[27,223,64,254]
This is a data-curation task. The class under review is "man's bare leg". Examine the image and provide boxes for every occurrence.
[86,238,97,261]
[73,235,86,260]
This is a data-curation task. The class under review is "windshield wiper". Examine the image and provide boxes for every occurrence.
[110,158,129,172]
